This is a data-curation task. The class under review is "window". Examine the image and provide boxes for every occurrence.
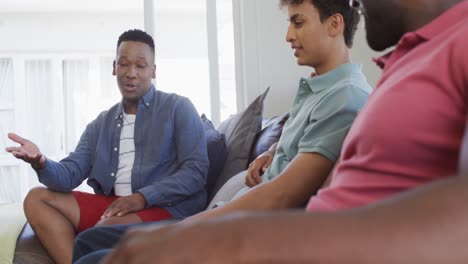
[0,0,236,202]
[152,0,236,125]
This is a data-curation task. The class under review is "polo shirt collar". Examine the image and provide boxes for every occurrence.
[115,84,156,120]
[302,63,361,93]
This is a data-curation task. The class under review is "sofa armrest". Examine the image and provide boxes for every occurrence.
[14,223,53,264]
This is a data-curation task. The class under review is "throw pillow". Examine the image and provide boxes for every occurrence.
[200,114,228,200]
[209,87,269,201]
[248,112,290,163]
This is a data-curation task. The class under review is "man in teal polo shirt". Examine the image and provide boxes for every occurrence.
[73,1,371,262]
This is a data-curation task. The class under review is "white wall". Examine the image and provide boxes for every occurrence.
[0,13,143,53]
[234,0,383,118]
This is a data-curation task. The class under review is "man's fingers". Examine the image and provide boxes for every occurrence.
[254,176,263,185]
[263,158,273,171]
[245,174,255,187]
[102,208,119,218]
[11,151,25,159]
[5,147,20,153]
[117,209,129,217]
[7,133,28,146]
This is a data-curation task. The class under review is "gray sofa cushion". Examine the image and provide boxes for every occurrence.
[207,170,248,209]
[201,114,228,200]
[209,88,269,201]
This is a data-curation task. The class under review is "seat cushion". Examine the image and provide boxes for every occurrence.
[14,223,54,264]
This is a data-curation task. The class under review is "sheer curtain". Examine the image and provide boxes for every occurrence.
[0,0,235,203]
[0,58,22,203]
[63,57,120,193]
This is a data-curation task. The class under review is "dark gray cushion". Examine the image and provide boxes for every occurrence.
[201,114,228,200]
[209,88,269,201]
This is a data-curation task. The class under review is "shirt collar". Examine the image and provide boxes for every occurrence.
[374,1,468,69]
[115,84,156,120]
[301,63,362,93]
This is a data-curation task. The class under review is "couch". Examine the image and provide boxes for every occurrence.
[13,88,289,264]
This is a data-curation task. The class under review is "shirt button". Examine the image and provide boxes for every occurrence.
[145,103,150,106]
[111,173,115,177]
[117,123,121,127]
[114,147,118,152]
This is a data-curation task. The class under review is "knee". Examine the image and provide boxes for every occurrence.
[23,187,50,213]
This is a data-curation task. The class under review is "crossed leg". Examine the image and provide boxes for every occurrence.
[23,187,80,264]
[23,187,144,264]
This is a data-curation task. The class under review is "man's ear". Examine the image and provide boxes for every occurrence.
[327,13,345,38]
[112,60,117,76]
[152,64,156,79]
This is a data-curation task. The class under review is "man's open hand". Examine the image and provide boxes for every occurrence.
[5,133,46,170]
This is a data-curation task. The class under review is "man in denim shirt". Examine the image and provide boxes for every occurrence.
[5,29,208,264]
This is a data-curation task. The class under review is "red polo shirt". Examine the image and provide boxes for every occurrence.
[307,0,468,212]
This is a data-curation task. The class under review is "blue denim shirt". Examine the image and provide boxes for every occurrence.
[37,86,209,218]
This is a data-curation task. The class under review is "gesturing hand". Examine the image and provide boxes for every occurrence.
[245,151,274,187]
[102,193,147,218]
[5,133,46,170]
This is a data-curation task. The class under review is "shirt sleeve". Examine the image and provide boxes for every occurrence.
[37,115,101,192]
[298,84,369,162]
[137,97,209,207]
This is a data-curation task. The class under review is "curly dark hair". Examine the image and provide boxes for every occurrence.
[117,29,155,55]
[280,0,360,47]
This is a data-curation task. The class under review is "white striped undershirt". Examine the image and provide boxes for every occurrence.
[114,112,136,196]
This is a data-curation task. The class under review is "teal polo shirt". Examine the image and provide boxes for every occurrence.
[263,63,371,182]
[228,63,371,202]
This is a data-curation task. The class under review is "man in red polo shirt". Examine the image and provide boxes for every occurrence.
[86,0,468,262]
[307,0,467,211]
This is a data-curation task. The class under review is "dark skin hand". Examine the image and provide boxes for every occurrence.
[6,133,147,219]
[101,192,148,218]
[245,142,277,187]
[5,133,46,170]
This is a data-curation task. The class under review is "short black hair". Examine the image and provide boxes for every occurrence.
[280,0,360,48]
[117,29,155,54]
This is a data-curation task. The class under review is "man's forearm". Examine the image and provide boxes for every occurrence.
[225,175,468,263]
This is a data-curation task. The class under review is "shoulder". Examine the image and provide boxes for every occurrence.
[153,90,199,121]
[154,89,193,108]
[319,77,371,112]
[444,20,468,90]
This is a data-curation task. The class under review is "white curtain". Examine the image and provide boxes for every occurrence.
[0,58,22,203]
